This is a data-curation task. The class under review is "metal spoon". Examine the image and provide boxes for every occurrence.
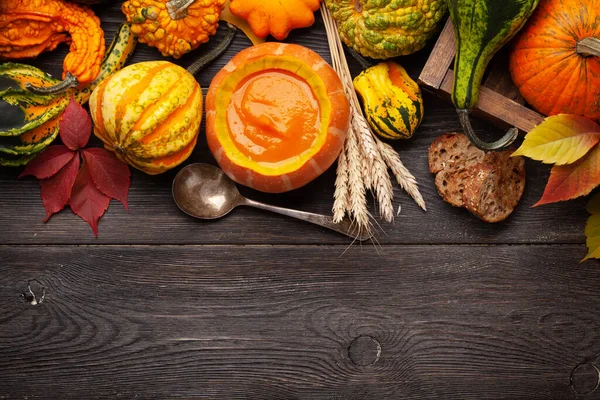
[172,163,371,241]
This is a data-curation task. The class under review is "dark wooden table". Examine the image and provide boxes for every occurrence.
[1,3,599,399]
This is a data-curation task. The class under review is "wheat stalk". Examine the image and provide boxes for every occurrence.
[346,123,371,232]
[370,149,394,222]
[377,137,427,212]
[321,3,425,234]
[353,115,394,222]
[332,144,349,223]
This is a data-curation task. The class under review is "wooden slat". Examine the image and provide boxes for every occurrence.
[417,19,456,90]
[418,19,545,133]
[1,245,599,399]
[439,70,545,133]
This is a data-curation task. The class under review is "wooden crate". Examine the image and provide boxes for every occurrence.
[418,20,544,133]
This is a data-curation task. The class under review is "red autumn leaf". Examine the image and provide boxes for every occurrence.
[69,160,110,236]
[82,148,130,210]
[39,154,81,221]
[535,144,600,206]
[60,96,92,151]
[18,145,75,179]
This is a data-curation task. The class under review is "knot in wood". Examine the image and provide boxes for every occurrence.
[348,335,381,366]
[21,279,45,306]
[571,363,600,395]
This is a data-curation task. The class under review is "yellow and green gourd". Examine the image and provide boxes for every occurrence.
[0,23,137,166]
[325,0,447,59]
[89,24,238,175]
[446,0,540,150]
[353,62,423,140]
[89,61,203,175]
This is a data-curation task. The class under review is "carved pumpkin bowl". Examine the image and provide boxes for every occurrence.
[206,42,350,193]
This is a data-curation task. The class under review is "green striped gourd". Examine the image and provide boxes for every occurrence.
[0,23,137,166]
[446,0,540,150]
[354,62,423,140]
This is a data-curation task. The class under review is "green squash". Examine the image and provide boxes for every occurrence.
[446,0,540,150]
[0,116,60,156]
[354,62,424,140]
[0,23,137,166]
[325,0,447,59]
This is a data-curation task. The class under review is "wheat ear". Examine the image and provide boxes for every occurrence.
[377,137,427,212]
[332,145,349,223]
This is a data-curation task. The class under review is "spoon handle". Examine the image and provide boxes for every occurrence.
[242,198,372,242]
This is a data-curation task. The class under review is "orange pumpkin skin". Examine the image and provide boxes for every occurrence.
[509,0,600,122]
[229,0,321,40]
[206,42,350,193]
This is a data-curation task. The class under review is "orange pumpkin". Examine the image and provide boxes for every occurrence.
[122,0,225,58]
[205,42,350,193]
[509,0,600,122]
[229,0,321,40]
[0,0,105,87]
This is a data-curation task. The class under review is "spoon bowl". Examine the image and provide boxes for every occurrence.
[172,163,241,219]
[172,163,372,241]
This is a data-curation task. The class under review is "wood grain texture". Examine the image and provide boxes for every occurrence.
[1,245,599,399]
[1,4,598,399]
[417,19,456,90]
[439,70,545,133]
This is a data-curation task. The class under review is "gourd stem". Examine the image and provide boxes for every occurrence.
[345,45,372,70]
[457,109,519,151]
[577,37,600,57]
[166,0,195,20]
[187,24,237,76]
[25,73,78,95]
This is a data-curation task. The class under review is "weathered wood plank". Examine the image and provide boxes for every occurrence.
[0,113,588,245]
[1,245,599,399]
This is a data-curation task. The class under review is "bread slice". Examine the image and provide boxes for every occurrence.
[428,133,526,223]
[428,133,482,174]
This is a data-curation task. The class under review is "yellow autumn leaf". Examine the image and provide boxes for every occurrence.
[512,114,600,165]
[583,192,600,261]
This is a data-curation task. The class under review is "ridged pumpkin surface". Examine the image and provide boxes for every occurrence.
[89,61,202,175]
[354,62,423,140]
[325,0,447,59]
[206,42,350,193]
[122,0,225,58]
[509,0,600,122]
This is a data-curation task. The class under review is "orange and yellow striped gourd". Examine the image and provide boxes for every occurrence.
[89,61,202,175]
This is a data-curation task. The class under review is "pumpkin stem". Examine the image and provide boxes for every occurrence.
[166,0,195,20]
[577,37,600,57]
[187,24,237,76]
[25,73,78,95]
[457,109,519,151]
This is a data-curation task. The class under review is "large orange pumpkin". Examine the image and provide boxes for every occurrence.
[509,0,600,122]
[205,42,350,193]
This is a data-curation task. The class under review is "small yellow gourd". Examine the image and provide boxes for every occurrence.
[354,62,424,140]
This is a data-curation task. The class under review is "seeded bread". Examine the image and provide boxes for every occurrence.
[428,133,526,223]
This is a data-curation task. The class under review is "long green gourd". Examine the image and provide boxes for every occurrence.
[446,0,540,150]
